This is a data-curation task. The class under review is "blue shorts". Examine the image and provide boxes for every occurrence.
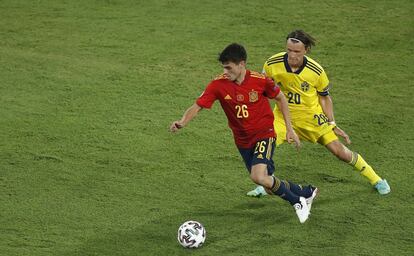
[238,137,276,175]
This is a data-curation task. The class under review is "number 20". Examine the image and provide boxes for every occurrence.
[287,92,301,104]
[314,114,329,125]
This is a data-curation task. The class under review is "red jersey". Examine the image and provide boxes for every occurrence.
[196,70,280,148]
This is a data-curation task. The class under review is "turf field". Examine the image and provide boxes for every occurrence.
[1,0,413,255]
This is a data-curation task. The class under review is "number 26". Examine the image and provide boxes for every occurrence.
[235,104,249,118]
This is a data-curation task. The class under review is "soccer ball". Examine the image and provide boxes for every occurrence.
[177,220,206,248]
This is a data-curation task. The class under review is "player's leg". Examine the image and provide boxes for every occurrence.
[239,138,282,194]
[249,162,310,223]
[320,133,390,195]
[324,139,381,184]
[247,138,311,223]
[247,118,286,197]
[246,128,320,199]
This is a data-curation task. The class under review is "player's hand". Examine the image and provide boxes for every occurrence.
[286,129,301,150]
[333,126,351,144]
[169,121,183,133]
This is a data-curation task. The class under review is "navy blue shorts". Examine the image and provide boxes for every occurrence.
[238,137,276,175]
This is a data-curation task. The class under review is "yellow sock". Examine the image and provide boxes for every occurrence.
[349,152,381,185]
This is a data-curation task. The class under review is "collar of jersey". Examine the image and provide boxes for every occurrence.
[231,70,250,86]
[283,53,307,74]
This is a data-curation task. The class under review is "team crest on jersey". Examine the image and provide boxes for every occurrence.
[249,90,258,102]
[301,81,310,92]
[236,94,244,102]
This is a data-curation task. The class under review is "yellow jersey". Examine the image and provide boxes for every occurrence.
[263,52,330,120]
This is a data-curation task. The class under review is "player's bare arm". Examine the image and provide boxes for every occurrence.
[275,92,301,149]
[170,103,202,132]
[318,94,351,144]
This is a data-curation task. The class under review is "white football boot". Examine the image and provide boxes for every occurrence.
[306,187,319,211]
[293,197,310,223]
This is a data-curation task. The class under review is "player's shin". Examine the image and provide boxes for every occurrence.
[285,180,313,198]
[270,176,311,223]
[270,176,300,205]
[349,152,381,185]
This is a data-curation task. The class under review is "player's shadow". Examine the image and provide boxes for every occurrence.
[60,199,295,256]
[61,179,373,256]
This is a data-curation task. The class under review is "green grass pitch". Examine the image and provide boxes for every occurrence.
[1,0,413,255]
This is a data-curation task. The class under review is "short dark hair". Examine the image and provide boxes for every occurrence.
[218,43,247,64]
[286,30,316,50]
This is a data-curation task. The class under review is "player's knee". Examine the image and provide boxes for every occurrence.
[249,172,266,185]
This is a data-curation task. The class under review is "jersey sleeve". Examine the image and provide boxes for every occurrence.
[315,70,331,95]
[196,82,217,109]
[263,77,280,99]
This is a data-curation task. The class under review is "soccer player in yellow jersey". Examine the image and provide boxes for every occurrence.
[247,30,390,197]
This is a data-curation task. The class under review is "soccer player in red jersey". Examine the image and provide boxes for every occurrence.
[170,43,318,223]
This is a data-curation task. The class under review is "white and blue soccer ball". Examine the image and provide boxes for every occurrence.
[177,220,206,248]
